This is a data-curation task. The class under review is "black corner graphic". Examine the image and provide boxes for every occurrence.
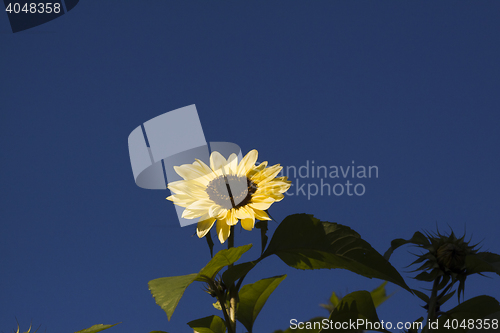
[64,0,78,12]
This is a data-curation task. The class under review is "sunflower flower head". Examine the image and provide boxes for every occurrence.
[167,149,291,243]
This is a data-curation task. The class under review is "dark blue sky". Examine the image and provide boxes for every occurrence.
[1,1,500,332]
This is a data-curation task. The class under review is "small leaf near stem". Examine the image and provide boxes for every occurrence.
[255,221,269,255]
[206,229,215,258]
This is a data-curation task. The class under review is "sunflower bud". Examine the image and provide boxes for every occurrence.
[436,242,466,273]
[386,226,498,303]
[203,283,218,298]
[405,229,481,301]
[203,276,227,298]
[428,231,477,277]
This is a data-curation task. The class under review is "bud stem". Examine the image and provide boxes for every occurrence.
[423,276,441,333]
[227,227,237,333]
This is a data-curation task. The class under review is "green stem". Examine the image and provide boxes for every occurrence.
[228,226,234,250]
[217,291,235,333]
[227,227,236,333]
[423,276,442,333]
[204,276,234,333]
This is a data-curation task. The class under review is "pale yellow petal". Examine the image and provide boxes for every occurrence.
[167,180,206,195]
[186,199,214,211]
[254,181,291,198]
[216,219,231,243]
[210,151,227,172]
[226,153,239,174]
[209,205,224,218]
[226,209,238,226]
[165,180,188,193]
[167,198,194,208]
[197,215,216,238]
[252,164,283,184]
[167,193,198,207]
[237,149,258,176]
[255,161,268,170]
[258,179,291,189]
[173,164,211,186]
[251,195,275,203]
[236,207,255,230]
[216,208,228,220]
[252,208,271,221]
[274,176,289,182]
[167,193,195,201]
[270,193,285,201]
[241,217,255,231]
[234,206,254,220]
[180,190,209,201]
[247,161,268,178]
[249,197,275,211]
[249,202,274,211]
[194,159,215,176]
[182,208,207,219]
[259,170,285,185]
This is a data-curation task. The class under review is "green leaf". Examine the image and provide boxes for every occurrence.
[322,282,391,313]
[198,244,253,280]
[384,231,429,260]
[437,289,456,306]
[320,291,341,312]
[414,268,441,282]
[149,244,253,320]
[222,261,258,286]
[187,315,226,333]
[329,292,341,308]
[263,214,410,292]
[437,274,450,291]
[370,281,393,308]
[412,289,430,304]
[149,273,199,321]
[74,323,120,333]
[433,295,500,333]
[465,251,500,276]
[237,275,287,333]
[256,220,269,255]
[320,291,389,333]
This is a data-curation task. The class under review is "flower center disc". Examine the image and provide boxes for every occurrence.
[206,175,257,210]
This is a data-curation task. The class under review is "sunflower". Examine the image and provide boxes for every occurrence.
[167,149,291,243]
